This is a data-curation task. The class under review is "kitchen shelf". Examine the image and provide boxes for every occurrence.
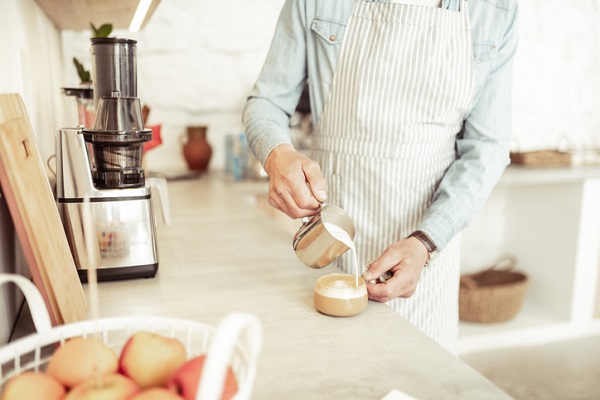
[458,165,600,355]
[458,300,600,355]
[35,0,161,31]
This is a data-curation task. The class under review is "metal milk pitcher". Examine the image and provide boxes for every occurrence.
[292,204,356,269]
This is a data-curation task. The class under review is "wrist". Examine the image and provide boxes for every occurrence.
[408,230,438,267]
[264,143,295,175]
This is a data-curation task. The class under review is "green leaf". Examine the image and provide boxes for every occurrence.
[73,57,91,83]
[89,22,113,38]
[90,22,99,37]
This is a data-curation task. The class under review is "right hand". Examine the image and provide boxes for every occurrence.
[263,143,327,219]
[362,237,429,302]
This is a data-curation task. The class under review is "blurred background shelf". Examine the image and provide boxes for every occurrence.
[459,165,600,355]
[458,300,600,355]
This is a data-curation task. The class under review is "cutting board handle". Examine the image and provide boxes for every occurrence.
[0,273,52,334]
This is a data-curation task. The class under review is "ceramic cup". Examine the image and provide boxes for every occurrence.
[313,273,368,317]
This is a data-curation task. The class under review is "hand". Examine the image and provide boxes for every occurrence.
[361,237,429,302]
[263,143,328,219]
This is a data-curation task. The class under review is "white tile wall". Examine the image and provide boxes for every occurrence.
[59,0,600,174]
[61,0,286,174]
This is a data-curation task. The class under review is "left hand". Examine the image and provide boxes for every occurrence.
[361,237,429,302]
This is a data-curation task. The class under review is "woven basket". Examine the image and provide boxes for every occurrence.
[459,255,528,323]
[509,150,571,167]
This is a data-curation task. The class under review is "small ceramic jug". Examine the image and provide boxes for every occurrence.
[182,126,212,171]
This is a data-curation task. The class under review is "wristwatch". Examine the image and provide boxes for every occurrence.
[408,230,438,267]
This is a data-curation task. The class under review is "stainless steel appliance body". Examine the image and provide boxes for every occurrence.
[292,204,356,269]
[55,37,158,281]
[56,128,158,281]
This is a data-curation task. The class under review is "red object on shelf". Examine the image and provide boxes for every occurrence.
[144,124,162,153]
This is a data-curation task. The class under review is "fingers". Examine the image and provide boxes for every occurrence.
[362,239,426,302]
[268,179,319,219]
[366,269,418,302]
[361,250,397,282]
[264,144,327,219]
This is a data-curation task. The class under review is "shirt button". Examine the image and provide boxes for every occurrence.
[329,35,336,41]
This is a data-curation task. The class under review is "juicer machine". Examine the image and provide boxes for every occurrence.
[56,37,162,281]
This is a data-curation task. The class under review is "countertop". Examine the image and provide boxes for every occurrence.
[18,173,511,399]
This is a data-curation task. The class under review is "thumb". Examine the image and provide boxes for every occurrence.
[303,163,327,203]
[362,258,388,282]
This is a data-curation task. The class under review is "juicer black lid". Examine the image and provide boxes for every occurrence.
[81,129,152,144]
[91,37,137,45]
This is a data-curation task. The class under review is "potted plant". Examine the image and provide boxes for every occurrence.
[72,23,113,85]
[66,23,113,126]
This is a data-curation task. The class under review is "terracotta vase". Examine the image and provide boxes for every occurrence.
[182,126,212,172]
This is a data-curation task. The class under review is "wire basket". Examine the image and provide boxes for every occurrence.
[0,274,262,400]
[459,255,528,323]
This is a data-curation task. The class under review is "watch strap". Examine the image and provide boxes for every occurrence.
[408,230,438,267]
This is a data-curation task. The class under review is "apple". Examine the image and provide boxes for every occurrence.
[47,337,119,388]
[131,388,183,400]
[1,371,66,400]
[64,373,140,400]
[118,331,187,389]
[166,355,238,400]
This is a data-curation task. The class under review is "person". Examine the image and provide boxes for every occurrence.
[243,0,519,353]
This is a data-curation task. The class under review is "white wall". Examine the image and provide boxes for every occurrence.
[511,0,600,153]
[61,0,286,175]
[0,0,64,158]
[59,0,600,174]
[0,0,63,344]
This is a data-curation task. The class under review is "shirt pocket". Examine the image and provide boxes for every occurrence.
[472,41,497,64]
[311,18,346,46]
[472,41,497,94]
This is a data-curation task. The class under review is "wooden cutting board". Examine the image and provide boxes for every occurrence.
[0,93,87,326]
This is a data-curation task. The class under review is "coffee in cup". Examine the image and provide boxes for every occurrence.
[314,273,367,317]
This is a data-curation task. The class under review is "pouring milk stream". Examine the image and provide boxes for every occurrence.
[322,222,359,287]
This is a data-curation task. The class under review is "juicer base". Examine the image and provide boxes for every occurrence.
[77,263,158,282]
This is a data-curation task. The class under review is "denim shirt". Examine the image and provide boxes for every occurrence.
[243,0,519,250]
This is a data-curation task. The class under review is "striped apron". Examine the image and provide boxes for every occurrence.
[313,0,474,352]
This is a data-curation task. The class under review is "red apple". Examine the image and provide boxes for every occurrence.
[166,355,238,400]
[64,373,140,400]
[1,371,66,400]
[118,331,187,389]
[47,337,119,388]
[131,387,183,400]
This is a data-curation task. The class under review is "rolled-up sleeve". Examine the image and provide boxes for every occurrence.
[242,0,309,165]
[417,2,520,250]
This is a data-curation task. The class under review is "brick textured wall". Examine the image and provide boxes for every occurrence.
[511,0,600,153]
[61,0,600,174]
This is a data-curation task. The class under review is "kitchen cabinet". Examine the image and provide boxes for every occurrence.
[459,165,600,354]
[34,0,161,31]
